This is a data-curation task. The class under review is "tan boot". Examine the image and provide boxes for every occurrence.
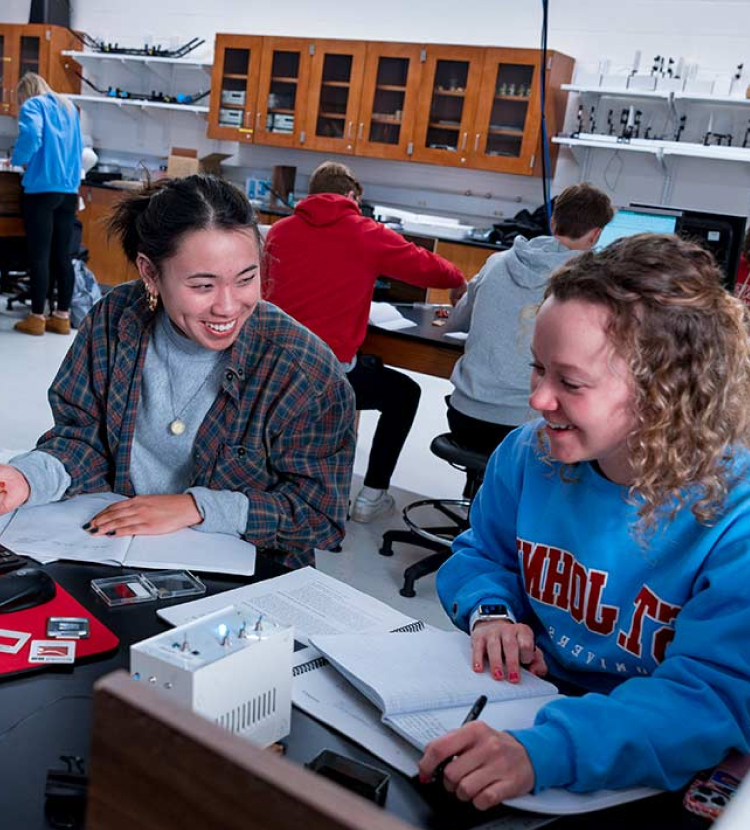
[14,314,45,336]
[45,314,72,335]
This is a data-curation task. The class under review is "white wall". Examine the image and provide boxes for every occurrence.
[3,0,750,218]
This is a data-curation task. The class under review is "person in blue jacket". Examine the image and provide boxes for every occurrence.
[419,233,750,808]
[11,72,83,337]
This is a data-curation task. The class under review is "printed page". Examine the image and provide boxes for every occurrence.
[0,493,130,564]
[126,528,256,575]
[158,566,419,645]
[310,630,558,716]
[368,302,417,331]
[292,648,421,777]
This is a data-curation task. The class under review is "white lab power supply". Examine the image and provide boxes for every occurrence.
[130,605,293,747]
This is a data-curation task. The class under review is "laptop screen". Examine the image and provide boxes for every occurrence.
[595,208,680,251]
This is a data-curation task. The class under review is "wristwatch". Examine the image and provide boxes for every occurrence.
[470,603,515,631]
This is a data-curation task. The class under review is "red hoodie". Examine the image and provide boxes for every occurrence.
[264,194,465,363]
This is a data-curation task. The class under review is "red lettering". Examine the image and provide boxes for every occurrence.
[617,585,682,662]
[521,541,549,600]
[540,548,573,610]
[569,562,587,623]
[584,571,618,635]
[617,586,659,657]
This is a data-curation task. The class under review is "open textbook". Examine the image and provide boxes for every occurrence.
[0,493,256,576]
[309,630,659,815]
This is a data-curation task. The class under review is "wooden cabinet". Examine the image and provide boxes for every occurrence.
[206,34,572,176]
[411,45,486,168]
[426,240,495,303]
[302,40,367,154]
[79,186,138,286]
[468,48,573,175]
[0,24,79,117]
[353,42,423,161]
[254,37,312,148]
[207,34,265,142]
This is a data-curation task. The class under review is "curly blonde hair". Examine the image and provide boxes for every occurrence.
[541,233,750,532]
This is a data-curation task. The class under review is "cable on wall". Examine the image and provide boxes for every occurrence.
[539,0,552,231]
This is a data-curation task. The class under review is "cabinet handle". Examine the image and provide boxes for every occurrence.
[347,121,353,139]
[474,133,481,151]
[256,112,261,130]
[461,131,468,151]
[358,122,364,140]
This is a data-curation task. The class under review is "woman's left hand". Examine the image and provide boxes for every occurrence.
[84,494,202,537]
[418,721,535,810]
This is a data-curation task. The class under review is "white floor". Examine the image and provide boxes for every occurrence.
[0,296,465,630]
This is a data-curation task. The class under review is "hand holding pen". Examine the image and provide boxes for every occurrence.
[427,694,488,784]
[418,693,535,807]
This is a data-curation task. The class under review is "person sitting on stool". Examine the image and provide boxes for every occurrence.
[444,183,614,455]
[264,161,465,522]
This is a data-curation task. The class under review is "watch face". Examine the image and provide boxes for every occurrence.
[479,604,508,616]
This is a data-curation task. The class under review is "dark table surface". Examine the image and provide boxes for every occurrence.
[0,559,706,830]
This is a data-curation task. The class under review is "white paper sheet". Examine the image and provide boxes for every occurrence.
[158,566,418,645]
[368,302,417,330]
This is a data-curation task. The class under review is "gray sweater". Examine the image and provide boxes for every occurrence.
[446,235,579,426]
[11,311,248,535]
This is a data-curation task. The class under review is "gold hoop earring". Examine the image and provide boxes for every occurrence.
[143,281,158,313]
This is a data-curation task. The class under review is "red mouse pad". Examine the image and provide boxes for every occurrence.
[0,581,119,677]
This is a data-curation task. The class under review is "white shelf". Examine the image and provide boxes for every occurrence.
[553,133,750,164]
[563,83,750,108]
[69,93,209,114]
[62,49,212,68]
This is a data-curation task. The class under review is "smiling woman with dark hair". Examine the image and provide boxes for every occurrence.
[0,175,355,569]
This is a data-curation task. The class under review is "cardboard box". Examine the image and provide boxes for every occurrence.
[166,148,232,179]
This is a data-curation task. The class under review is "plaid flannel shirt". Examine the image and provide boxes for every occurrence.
[36,282,356,569]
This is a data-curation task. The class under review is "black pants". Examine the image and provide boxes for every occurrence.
[346,355,421,490]
[22,192,78,315]
[446,399,515,455]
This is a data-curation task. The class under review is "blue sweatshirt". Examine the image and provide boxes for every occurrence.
[11,93,83,194]
[437,421,750,794]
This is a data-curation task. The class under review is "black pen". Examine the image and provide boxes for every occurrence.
[432,694,488,783]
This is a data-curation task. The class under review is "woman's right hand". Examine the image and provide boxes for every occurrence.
[471,620,548,683]
[0,465,31,515]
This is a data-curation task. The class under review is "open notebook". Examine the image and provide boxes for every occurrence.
[0,493,256,575]
[310,630,659,815]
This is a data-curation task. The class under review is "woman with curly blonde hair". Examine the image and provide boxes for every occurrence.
[422,233,750,809]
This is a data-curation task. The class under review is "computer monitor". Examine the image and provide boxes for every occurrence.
[632,202,747,291]
[595,207,681,252]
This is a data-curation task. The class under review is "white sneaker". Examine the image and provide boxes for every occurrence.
[350,489,396,523]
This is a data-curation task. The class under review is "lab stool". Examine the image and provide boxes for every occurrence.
[379,433,490,597]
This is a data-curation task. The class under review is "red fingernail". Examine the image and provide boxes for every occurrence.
[493,668,504,680]
[509,671,519,683]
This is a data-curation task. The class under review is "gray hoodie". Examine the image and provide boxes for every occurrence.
[446,235,579,426]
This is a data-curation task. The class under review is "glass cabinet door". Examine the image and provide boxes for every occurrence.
[254,38,311,148]
[355,43,422,160]
[0,29,10,115]
[469,49,541,174]
[304,40,366,153]
[19,34,41,78]
[208,35,264,142]
[411,46,484,167]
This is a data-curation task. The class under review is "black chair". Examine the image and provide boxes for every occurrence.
[379,433,491,597]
